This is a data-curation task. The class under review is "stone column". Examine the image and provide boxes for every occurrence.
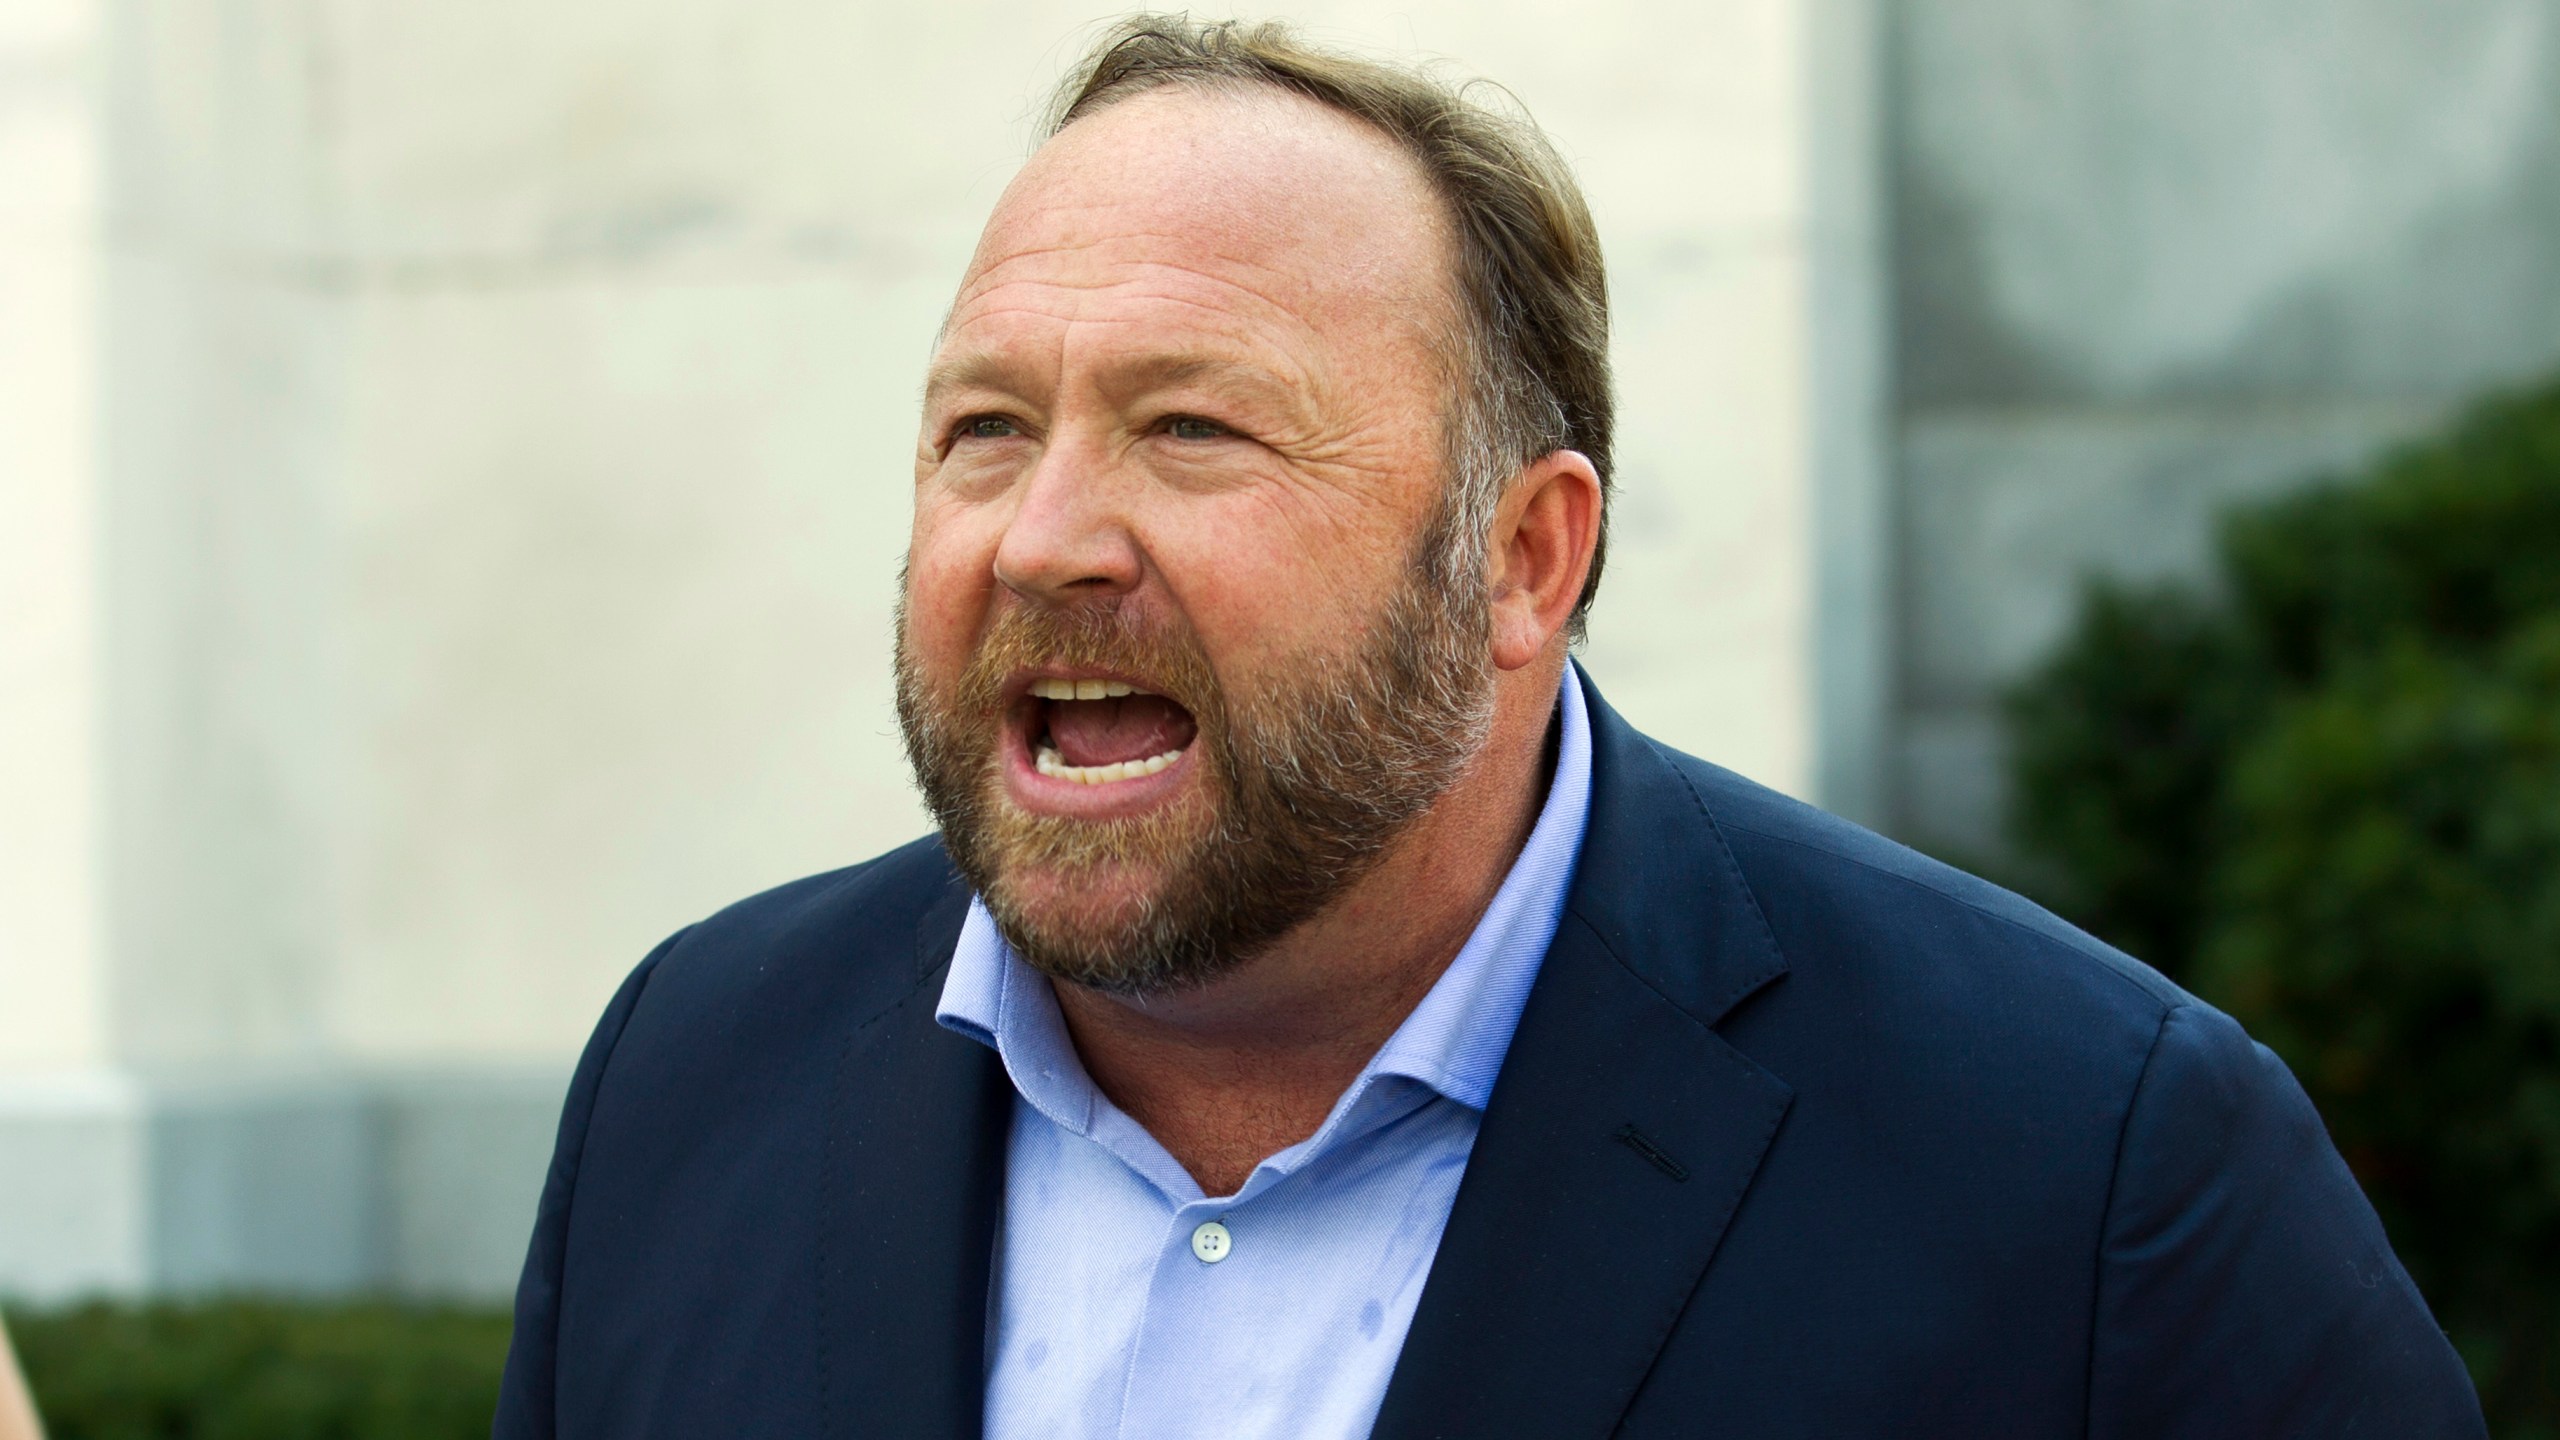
[0,0,148,1299]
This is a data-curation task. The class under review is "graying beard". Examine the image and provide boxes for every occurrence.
[893,499,1493,996]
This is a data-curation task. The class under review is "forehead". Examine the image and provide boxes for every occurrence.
[938,86,1456,383]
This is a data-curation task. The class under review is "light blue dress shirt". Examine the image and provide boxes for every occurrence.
[935,664,1594,1440]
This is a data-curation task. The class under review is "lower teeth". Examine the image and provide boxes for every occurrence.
[1035,745,1185,785]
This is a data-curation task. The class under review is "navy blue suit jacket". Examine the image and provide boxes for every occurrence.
[496,674,2484,1437]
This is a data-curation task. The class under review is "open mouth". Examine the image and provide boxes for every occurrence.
[1024,677,1200,786]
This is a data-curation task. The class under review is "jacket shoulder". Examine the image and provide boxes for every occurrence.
[617,833,966,1056]
[683,832,958,956]
[1663,744,2189,1023]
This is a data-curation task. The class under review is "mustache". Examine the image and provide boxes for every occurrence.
[956,600,1226,728]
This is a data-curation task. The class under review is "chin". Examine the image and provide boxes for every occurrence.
[986,858,1176,968]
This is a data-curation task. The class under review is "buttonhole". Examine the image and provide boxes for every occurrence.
[1613,1123,1689,1182]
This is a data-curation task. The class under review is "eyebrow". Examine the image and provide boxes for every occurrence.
[919,347,1018,406]
[921,347,1315,418]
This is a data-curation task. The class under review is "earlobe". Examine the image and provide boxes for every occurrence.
[1487,450,1602,671]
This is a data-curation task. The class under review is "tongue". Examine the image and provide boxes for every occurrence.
[1047,695,1198,768]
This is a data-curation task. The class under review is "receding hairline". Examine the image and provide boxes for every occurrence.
[1037,68,1464,262]
[936,80,1476,387]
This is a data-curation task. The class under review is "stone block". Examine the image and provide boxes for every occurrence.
[1893,702,2007,860]
[327,274,945,1059]
[379,1070,569,1299]
[1894,0,2560,404]
[317,0,1805,267]
[147,1077,380,1294]
[1898,401,2444,708]
[1580,244,1812,795]
[0,1068,569,1300]
[0,1072,147,1300]
[98,252,350,1068]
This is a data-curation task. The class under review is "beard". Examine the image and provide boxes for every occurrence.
[893,505,1496,997]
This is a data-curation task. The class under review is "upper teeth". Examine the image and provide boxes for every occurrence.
[1030,678,1143,701]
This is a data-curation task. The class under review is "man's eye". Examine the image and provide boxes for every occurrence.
[957,415,1019,441]
[1165,416,1226,441]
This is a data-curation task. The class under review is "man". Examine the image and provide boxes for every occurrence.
[495,17,2484,1439]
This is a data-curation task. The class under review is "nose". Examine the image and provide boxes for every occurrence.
[992,441,1144,605]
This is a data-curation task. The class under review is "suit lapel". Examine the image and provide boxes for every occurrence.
[818,872,1009,1438]
[1371,678,1796,1440]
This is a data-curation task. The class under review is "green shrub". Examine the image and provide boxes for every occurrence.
[2007,375,2560,1430]
[3,1298,510,1440]
[2004,582,2262,973]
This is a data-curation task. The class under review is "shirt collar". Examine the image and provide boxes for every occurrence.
[937,661,1594,1124]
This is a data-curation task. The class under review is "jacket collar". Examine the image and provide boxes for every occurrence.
[1369,670,1796,1440]
[818,867,1005,1439]
[1559,668,1792,1027]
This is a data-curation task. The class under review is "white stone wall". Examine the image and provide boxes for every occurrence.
[94,0,1832,1068]
[0,1,1850,1296]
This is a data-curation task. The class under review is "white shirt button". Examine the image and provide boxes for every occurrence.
[1189,1220,1233,1264]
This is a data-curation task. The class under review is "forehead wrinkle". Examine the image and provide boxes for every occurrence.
[940,262,1441,409]
[962,167,1456,337]
[955,241,1349,338]
[937,275,1345,413]
[952,273,1305,334]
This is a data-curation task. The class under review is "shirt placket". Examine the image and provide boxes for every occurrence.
[1105,1079,1446,1440]
[1113,1191,1265,1438]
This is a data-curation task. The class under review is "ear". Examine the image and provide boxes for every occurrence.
[1486,449,1603,671]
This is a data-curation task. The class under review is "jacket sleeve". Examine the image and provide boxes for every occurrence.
[491,928,688,1440]
[2085,1002,2486,1439]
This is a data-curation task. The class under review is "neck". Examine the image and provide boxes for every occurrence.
[1051,657,1565,1196]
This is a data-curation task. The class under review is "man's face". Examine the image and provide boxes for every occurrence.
[896,86,1495,993]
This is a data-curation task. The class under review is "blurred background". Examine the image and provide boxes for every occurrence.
[4,0,2558,1431]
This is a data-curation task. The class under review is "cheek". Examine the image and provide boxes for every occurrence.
[1143,490,1415,674]
[902,500,1005,678]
